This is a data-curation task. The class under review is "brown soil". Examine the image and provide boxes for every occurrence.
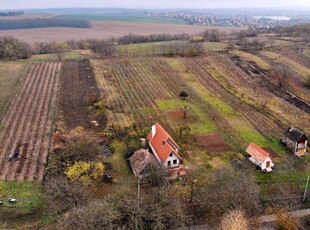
[58,59,107,130]
[0,62,61,181]
[167,109,184,121]
[195,133,231,153]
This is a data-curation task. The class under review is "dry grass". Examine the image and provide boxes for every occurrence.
[0,61,28,118]
[233,50,271,70]
[260,51,310,79]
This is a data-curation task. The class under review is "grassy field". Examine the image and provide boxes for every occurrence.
[260,50,310,79]
[32,51,83,62]
[0,181,43,227]
[58,13,187,24]
[0,61,28,119]
[233,50,272,70]
[117,41,228,56]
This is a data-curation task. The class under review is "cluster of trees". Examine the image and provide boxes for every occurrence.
[161,41,204,57]
[0,36,32,60]
[270,24,310,38]
[0,11,24,16]
[117,33,190,44]
[0,18,90,30]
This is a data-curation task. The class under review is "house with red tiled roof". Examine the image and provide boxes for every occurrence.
[246,143,274,172]
[147,123,186,177]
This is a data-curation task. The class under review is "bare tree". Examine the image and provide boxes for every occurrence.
[269,65,292,89]
[43,177,89,213]
[182,105,191,119]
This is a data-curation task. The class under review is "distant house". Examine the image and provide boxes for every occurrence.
[128,149,159,179]
[282,127,308,156]
[147,123,186,178]
[246,143,274,172]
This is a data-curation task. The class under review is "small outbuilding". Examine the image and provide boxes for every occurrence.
[282,127,308,156]
[128,149,159,179]
[246,143,274,172]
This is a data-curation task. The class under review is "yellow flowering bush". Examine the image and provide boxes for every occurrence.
[65,161,105,184]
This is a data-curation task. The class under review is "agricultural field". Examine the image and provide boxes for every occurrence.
[0,20,238,43]
[0,61,29,120]
[0,62,61,181]
[91,53,310,201]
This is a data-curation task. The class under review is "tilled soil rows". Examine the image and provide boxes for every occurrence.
[0,62,61,181]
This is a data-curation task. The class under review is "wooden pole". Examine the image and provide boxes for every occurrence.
[303,176,310,202]
[137,178,140,208]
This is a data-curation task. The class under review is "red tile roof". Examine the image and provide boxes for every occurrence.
[246,143,271,164]
[147,123,181,163]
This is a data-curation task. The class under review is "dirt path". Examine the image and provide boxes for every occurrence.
[258,208,310,223]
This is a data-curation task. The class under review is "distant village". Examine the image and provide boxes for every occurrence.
[146,11,310,28]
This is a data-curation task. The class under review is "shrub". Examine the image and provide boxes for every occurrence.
[219,209,249,230]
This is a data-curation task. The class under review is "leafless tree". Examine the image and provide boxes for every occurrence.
[182,105,191,119]
[43,177,89,213]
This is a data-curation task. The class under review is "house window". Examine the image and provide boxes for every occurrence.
[167,161,171,166]
[173,159,177,165]
[169,153,173,157]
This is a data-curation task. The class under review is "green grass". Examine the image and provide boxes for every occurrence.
[59,13,187,24]
[32,51,83,62]
[110,140,131,180]
[166,58,285,153]
[204,42,228,51]
[0,181,43,213]
[156,99,216,134]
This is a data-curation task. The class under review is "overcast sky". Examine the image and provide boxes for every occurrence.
[1,0,310,10]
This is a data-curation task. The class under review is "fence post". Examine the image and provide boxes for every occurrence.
[303,176,310,202]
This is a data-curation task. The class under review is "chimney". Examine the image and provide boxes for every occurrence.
[152,125,156,137]
[140,138,146,148]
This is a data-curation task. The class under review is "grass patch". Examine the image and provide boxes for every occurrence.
[260,51,310,79]
[110,140,131,180]
[156,99,216,134]
[204,42,228,51]
[59,13,186,24]
[233,50,271,70]
[0,181,43,214]
[32,51,83,62]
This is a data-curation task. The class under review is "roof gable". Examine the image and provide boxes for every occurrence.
[147,123,181,163]
[246,143,271,164]
[284,128,308,142]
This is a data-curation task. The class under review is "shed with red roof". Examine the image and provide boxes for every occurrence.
[246,143,274,172]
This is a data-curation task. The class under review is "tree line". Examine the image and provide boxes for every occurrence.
[0,18,90,30]
[0,11,24,16]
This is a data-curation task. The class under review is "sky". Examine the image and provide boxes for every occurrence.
[0,0,310,10]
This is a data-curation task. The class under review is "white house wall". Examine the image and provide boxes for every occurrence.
[261,157,274,170]
[164,153,180,168]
